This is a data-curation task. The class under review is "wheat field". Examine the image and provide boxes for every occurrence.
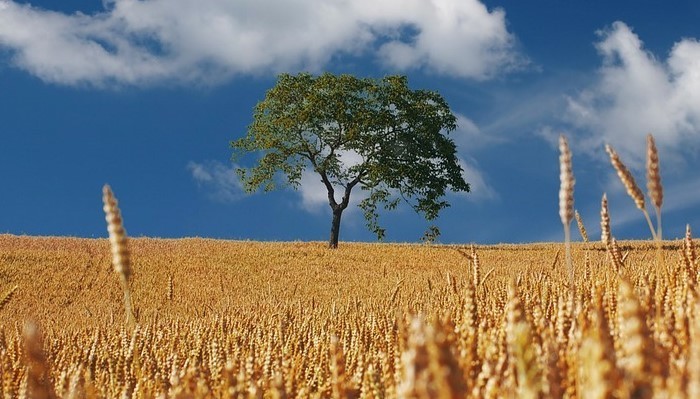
[1,134,697,398]
[1,234,698,398]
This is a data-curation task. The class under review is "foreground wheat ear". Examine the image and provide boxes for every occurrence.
[646,134,663,240]
[23,321,57,399]
[559,135,575,290]
[605,143,657,241]
[102,184,136,327]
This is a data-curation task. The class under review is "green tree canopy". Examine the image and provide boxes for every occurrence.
[232,72,469,248]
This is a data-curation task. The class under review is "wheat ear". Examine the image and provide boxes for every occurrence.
[506,283,542,398]
[471,244,481,288]
[689,301,700,399]
[23,322,57,399]
[330,335,348,398]
[575,210,589,243]
[600,194,611,246]
[605,144,657,240]
[608,238,624,274]
[686,225,697,265]
[618,278,660,397]
[684,225,697,289]
[167,274,174,302]
[102,184,136,327]
[646,134,663,241]
[559,135,575,290]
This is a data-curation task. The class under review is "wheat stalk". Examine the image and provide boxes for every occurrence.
[471,244,481,288]
[579,304,621,399]
[618,278,659,398]
[102,184,136,327]
[600,193,611,246]
[685,224,696,266]
[330,335,348,398]
[605,144,657,240]
[397,315,430,398]
[167,274,174,302]
[506,283,542,399]
[22,322,57,399]
[574,210,589,244]
[646,134,663,241]
[683,224,697,289]
[689,301,700,399]
[607,238,624,274]
[559,135,575,291]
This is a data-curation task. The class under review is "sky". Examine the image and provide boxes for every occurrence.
[1,0,699,244]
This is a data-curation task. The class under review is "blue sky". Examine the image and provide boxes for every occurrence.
[1,0,699,244]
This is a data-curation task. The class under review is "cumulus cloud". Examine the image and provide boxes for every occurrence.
[0,0,521,86]
[565,21,700,166]
[457,157,498,202]
[187,160,244,202]
[298,170,331,213]
[452,113,504,151]
[448,114,499,201]
[371,0,521,78]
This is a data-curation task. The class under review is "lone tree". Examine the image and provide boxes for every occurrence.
[232,72,469,248]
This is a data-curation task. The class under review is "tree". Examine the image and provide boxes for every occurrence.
[232,72,470,248]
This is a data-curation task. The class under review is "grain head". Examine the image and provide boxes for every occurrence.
[574,210,589,245]
[646,134,663,210]
[601,193,611,246]
[559,135,575,226]
[605,144,645,211]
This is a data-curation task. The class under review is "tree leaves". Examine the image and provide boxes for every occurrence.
[232,72,470,241]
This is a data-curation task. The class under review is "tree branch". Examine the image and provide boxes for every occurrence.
[339,170,366,210]
[318,170,339,210]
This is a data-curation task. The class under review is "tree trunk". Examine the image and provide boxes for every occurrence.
[329,208,343,249]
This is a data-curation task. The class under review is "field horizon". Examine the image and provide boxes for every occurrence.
[0,233,684,327]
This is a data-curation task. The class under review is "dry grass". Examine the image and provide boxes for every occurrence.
[0,234,698,398]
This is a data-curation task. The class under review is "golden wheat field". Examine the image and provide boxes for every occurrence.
[1,233,699,398]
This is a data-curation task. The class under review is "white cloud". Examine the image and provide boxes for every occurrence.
[187,160,244,202]
[372,0,521,79]
[298,170,330,213]
[565,21,700,166]
[457,157,498,202]
[452,113,504,151]
[0,0,521,86]
[448,114,499,202]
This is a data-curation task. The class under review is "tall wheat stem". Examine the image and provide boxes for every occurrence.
[646,134,663,241]
[559,135,575,292]
[646,134,664,272]
[102,184,136,328]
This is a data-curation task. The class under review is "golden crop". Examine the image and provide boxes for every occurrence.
[0,234,698,398]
